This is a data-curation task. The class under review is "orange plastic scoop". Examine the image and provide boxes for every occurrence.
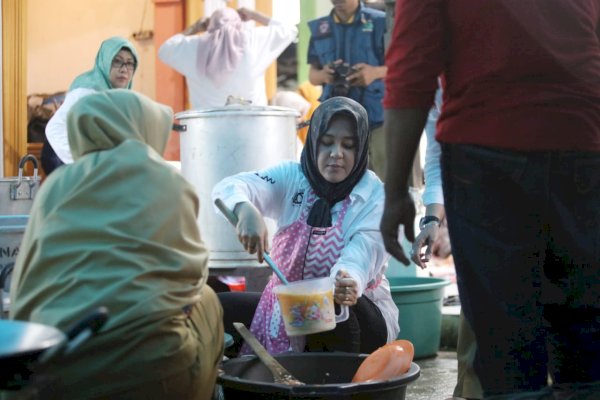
[352,339,414,383]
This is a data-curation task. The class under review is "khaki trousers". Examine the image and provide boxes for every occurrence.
[100,286,224,400]
[453,310,483,399]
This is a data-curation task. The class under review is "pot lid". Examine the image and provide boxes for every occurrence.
[175,105,300,120]
[0,320,65,360]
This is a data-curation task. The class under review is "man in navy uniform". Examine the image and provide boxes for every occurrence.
[307,0,387,179]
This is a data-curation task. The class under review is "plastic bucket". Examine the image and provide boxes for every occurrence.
[386,256,417,278]
[273,277,349,336]
[389,277,450,359]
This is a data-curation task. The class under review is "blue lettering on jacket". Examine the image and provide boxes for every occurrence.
[255,172,276,184]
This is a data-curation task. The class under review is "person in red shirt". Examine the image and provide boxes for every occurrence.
[381,1,600,398]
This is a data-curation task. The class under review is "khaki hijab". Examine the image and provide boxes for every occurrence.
[9,90,209,396]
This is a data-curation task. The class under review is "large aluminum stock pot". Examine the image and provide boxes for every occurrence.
[176,105,299,271]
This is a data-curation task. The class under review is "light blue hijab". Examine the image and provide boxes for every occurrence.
[69,36,139,91]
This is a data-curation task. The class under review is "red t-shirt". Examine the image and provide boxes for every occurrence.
[384,0,600,151]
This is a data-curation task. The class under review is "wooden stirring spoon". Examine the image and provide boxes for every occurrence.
[233,322,304,386]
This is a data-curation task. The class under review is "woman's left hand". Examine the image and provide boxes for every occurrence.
[334,270,358,306]
[183,17,209,35]
[237,7,270,25]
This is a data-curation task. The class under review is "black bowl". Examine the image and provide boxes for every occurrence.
[218,352,420,399]
[0,320,65,389]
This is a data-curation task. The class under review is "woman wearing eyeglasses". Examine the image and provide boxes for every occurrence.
[43,36,138,173]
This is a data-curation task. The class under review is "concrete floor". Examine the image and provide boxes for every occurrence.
[406,351,458,400]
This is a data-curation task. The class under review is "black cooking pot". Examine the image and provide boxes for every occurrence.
[218,353,420,400]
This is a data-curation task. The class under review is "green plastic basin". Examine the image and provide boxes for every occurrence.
[389,277,450,359]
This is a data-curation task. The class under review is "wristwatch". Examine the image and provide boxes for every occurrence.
[419,215,440,230]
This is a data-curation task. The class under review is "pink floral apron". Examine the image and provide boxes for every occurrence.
[242,189,351,355]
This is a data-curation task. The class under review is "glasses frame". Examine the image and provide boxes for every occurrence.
[111,59,136,72]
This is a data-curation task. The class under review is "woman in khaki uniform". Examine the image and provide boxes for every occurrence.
[10,90,223,400]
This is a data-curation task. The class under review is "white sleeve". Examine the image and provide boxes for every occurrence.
[331,182,390,297]
[211,161,297,222]
[422,86,444,206]
[158,34,199,77]
[246,19,298,75]
[423,97,444,206]
[45,88,96,164]
[422,127,444,206]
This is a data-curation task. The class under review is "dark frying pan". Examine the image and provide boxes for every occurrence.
[0,307,108,390]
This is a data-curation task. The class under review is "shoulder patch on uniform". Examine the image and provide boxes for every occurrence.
[292,190,304,206]
[361,14,374,32]
[318,19,331,35]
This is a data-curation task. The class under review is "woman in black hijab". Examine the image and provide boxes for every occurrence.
[213,97,399,355]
